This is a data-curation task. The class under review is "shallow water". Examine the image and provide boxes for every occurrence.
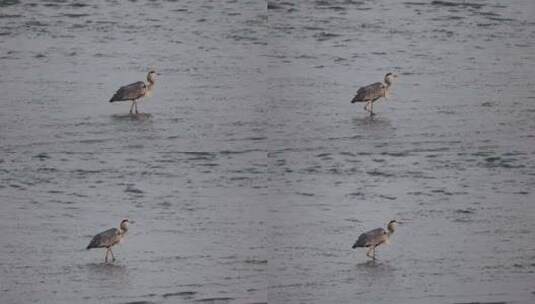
[1,0,534,303]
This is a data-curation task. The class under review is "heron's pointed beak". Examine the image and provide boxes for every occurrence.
[129,220,135,224]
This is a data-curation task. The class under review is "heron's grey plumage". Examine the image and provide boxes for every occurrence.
[109,81,147,102]
[352,227,388,249]
[87,219,130,263]
[86,228,122,249]
[109,70,158,114]
[352,220,399,259]
[351,82,386,104]
[350,73,398,116]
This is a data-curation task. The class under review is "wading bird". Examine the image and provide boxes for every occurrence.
[87,219,130,263]
[350,73,398,116]
[109,70,158,114]
[352,220,399,259]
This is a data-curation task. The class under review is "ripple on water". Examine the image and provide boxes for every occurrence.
[431,1,485,9]
[194,297,235,303]
[162,291,197,299]
[125,184,144,194]
[313,32,341,41]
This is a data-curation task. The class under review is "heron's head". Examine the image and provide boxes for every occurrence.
[384,72,398,85]
[147,70,158,82]
[387,219,399,232]
[120,219,130,231]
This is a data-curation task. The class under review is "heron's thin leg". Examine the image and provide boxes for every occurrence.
[129,101,135,114]
[134,101,139,114]
[105,248,109,263]
[110,248,116,262]
[370,102,375,116]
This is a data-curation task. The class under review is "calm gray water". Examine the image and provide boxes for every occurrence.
[0,0,534,303]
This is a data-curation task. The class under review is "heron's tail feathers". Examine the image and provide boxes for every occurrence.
[351,96,363,103]
[86,238,98,249]
[351,90,366,103]
[352,238,367,249]
[352,241,363,249]
[109,92,126,102]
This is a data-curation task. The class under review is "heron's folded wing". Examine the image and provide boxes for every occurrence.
[355,227,387,247]
[355,82,385,101]
[87,228,120,249]
[110,81,146,101]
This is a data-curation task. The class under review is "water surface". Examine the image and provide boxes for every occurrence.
[1,0,534,303]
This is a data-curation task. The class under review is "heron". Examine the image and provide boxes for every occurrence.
[350,72,398,116]
[352,220,400,259]
[109,70,159,114]
[87,219,130,263]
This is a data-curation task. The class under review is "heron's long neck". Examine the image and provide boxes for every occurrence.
[387,224,395,236]
[120,225,128,234]
[147,79,155,91]
[384,79,392,88]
